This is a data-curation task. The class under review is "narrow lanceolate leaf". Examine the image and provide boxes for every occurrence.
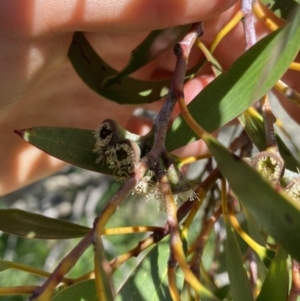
[103,25,191,86]
[115,236,219,301]
[51,280,97,301]
[0,209,90,239]
[69,32,171,104]
[225,220,254,301]
[203,134,300,262]
[94,238,114,301]
[68,31,203,105]
[244,209,273,271]
[166,9,300,151]
[16,127,113,175]
[115,238,183,301]
[256,247,288,301]
[239,109,300,171]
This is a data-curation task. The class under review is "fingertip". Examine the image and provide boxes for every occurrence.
[171,139,209,157]
[125,114,153,136]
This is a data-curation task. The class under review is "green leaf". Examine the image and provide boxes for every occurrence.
[115,236,219,301]
[115,238,182,301]
[256,247,288,301]
[260,0,300,19]
[51,280,97,301]
[16,127,113,175]
[225,219,254,301]
[69,32,171,104]
[103,25,191,86]
[244,209,273,270]
[203,134,300,262]
[239,109,300,171]
[166,10,300,151]
[94,238,114,301]
[68,31,203,105]
[0,209,90,239]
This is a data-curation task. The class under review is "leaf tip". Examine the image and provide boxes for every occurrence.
[14,129,25,138]
[14,128,33,141]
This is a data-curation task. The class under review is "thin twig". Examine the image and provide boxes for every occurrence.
[109,234,159,272]
[260,94,278,151]
[0,286,38,296]
[0,261,74,285]
[29,229,94,301]
[229,130,252,153]
[253,0,282,31]
[210,10,244,53]
[275,80,300,108]
[148,23,203,160]
[241,0,257,50]
[290,62,300,72]
[103,225,164,235]
[177,153,212,167]
[168,248,181,301]
[188,206,222,279]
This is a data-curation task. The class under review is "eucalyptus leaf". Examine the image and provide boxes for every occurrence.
[244,209,273,271]
[166,11,300,151]
[68,32,170,104]
[225,220,253,301]
[0,209,90,239]
[115,238,182,301]
[68,31,203,105]
[203,134,300,262]
[256,247,288,301]
[51,280,97,301]
[94,238,114,301]
[103,25,191,86]
[16,127,112,175]
[115,236,219,301]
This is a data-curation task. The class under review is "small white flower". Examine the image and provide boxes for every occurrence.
[133,170,159,198]
[285,179,300,202]
[173,189,199,203]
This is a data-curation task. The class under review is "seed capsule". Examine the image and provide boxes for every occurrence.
[105,139,141,181]
[251,151,285,183]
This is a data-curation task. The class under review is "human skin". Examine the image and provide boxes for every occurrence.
[0,0,299,195]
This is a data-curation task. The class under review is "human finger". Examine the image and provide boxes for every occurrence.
[0,0,238,37]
